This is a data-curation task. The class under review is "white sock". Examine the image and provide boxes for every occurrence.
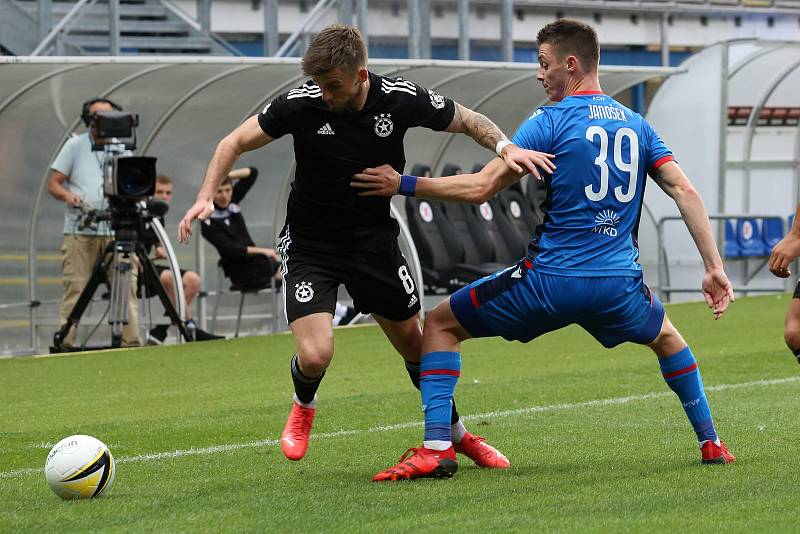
[451,420,467,443]
[332,303,348,325]
[423,440,452,451]
[293,393,317,409]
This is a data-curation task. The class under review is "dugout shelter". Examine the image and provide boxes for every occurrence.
[0,56,678,355]
[645,39,800,301]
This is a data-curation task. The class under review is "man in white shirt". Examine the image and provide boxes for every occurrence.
[47,98,140,347]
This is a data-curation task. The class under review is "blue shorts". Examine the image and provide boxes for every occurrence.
[450,260,664,348]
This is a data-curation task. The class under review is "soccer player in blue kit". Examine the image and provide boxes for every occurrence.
[354,19,737,481]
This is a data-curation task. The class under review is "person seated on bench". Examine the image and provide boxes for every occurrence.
[200,167,281,288]
[202,167,365,326]
[144,174,224,344]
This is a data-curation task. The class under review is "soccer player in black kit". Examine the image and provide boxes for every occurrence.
[179,24,555,467]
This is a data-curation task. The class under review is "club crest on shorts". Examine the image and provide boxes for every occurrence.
[373,113,393,137]
[295,281,314,303]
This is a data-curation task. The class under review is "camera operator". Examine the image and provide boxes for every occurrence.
[47,98,141,348]
[143,174,223,344]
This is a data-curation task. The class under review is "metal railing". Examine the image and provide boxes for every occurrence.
[656,213,789,301]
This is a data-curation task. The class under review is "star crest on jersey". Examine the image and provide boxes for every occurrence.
[295,281,314,303]
[428,89,445,110]
[317,123,335,135]
[374,113,393,138]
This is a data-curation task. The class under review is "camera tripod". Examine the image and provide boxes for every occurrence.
[52,225,192,352]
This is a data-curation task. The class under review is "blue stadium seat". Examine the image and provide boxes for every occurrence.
[761,218,784,251]
[724,220,741,258]
[789,214,795,230]
[736,218,769,256]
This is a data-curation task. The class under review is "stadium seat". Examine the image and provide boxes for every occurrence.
[439,163,506,270]
[498,181,541,253]
[471,164,528,262]
[405,164,495,291]
[525,175,548,222]
[761,218,784,251]
[724,220,741,258]
[736,218,769,256]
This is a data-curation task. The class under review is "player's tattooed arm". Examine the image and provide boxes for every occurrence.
[445,103,504,152]
[445,103,556,178]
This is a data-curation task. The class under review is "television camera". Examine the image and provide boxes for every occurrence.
[52,110,191,351]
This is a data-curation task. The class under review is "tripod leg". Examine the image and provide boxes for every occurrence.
[53,243,114,351]
[137,246,193,342]
[108,243,134,349]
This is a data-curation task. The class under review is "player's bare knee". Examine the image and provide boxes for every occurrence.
[159,270,173,288]
[424,302,453,335]
[784,323,800,352]
[296,340,334,375]
[395,325,422,361]
[648,316,686,357]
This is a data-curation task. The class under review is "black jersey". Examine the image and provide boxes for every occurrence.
[258,71,455,250]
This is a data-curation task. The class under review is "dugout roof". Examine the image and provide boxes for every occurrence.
[0,56,678,355]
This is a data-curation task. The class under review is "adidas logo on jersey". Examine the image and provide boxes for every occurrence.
[407,294,418,308]
[317,123,335,135]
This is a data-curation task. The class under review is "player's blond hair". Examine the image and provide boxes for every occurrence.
[301,24,367,77]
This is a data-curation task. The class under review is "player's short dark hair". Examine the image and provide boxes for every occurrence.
[156,174,172,185]
[219,176,232,187]
[301,24,367,77]
[536,19,599,71]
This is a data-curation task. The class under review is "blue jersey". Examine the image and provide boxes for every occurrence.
[512,92,673,277]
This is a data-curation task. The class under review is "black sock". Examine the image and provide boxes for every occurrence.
[793,348,800,365]
[405,360,460,425]
[291,354,324,404]
[405,360,421,389]
[151,324,168,336]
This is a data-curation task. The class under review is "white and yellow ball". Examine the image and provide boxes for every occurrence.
[44,435,115,500]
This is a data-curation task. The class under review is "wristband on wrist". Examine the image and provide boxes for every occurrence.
[398,175,418,197]
[495,139,512,156]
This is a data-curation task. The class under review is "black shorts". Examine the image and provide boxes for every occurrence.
[794,280,800,299]
[277,226,421,324]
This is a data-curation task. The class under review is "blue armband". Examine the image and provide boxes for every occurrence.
[398,175,418,197]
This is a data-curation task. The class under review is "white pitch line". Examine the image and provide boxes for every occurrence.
[2,375,798,480]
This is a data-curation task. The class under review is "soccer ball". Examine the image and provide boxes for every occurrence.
[44,435,115,500]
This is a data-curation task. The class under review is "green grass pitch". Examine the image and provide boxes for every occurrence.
[2,294,799,532]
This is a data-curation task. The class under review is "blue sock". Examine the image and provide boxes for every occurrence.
[659,346,718,444]
[420,351,461,444]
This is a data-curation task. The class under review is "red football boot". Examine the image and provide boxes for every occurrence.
[700,440,735,464]
[454,432,511,469]
[373,447,458,482]
[280,400,315,461]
